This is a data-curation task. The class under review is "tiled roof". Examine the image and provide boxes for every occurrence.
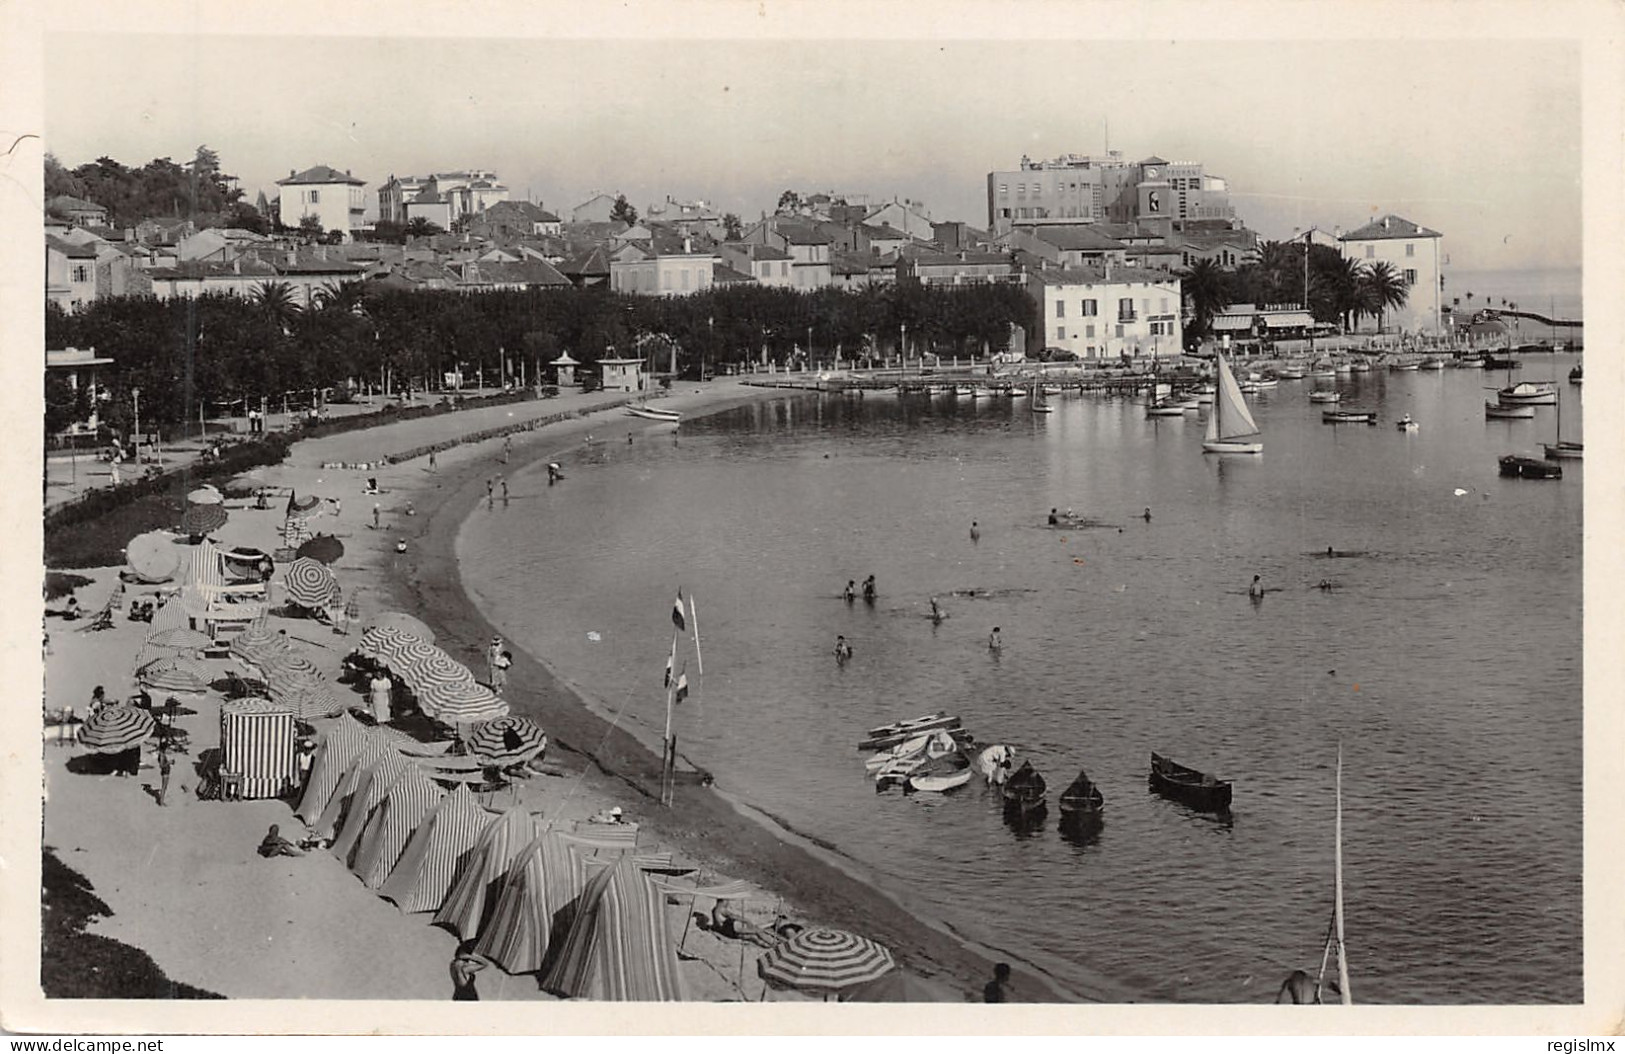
[830,252,873,276]
[46,235,99,259]
[560,247,611,276]
[466,260,571,287]
[907,251,1015,269]
[146,259,279,280]
[722,241,792,262]
[859,223,910,240]
[1339,215,1441,241]
[777,224,832,246]
[711,263,756,284]
[1141,155,1170,166]
[276,165,365,186]
[1028,226,1126,252]
[1026,265,1179,287]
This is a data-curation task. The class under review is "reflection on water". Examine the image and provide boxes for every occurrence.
[459,357,1582,1003]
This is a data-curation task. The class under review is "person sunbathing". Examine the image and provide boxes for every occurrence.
[257,824,306,858]
[710,902,778,948]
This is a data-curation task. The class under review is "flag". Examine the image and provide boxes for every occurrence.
[674,671,689,705]
[663,633,676,688]
[670,594,686,632]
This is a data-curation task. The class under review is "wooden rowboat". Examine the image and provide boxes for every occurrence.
[1149,751,1232,812]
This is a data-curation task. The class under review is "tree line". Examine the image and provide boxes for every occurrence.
[46,281,1033,439]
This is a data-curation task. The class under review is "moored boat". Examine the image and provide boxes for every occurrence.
[1001,760,1048,814]
[625,405,682,422]
[1147,399,1189,417]
[1202,353,1264,454]
[1482,353,1521,370]
[1322,409,1376,424]
[858,712,962,752]
[1149,751,1232,812]
[1308,390,1342,404]
[1496,381,1557,406]
[903,751,973,794]
[1498,455,1562,479]
[1485,401,1536,420]
[1542,441,1583,460]
[1421,356,1449,371]
[1057,769,1105,816]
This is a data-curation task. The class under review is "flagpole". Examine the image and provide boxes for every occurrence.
[689,596,703,675]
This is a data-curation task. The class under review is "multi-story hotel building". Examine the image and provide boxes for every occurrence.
[987,153,1235,238]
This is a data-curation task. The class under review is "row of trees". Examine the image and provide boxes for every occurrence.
[45,281,1033,438]
[45,146,267,233]
[1180,241,1412,341]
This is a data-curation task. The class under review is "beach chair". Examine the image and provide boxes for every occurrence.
[219,770,245,802]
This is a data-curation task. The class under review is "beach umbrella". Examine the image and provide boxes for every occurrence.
[229,623,289,665]
[125,531,181,583]
[179,503,229,536]
[758,928,896,994]
[78,705,156,754]
[186,485,224,505]
[364,612,434,644]
[402,651,478,693]
[283,557,340,609]
[355,626,419,668]
[296,534,345,565]
[137,655,211,694]
[289,493,323,515]
[419,680,508,726]
[469,717,547,768]
[145,627,214,650]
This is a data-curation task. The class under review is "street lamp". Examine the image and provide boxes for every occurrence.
[131,388,140,458]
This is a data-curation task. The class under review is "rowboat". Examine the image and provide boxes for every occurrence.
[1147,399,1189,417]
[1001,760,1047,814]
[1322,409,1376,424]
[1499,455,1562,479]
[1485,401,1535,420]
[1421,356,1449,371]
[1274,365,1307,380]
[1496,381,1557,406]
[1395,414,1420,432]
[625,405,681,422]
[858,712,962,752]
[1057,769,1105,816]
[904,751,973,794]
[1202,353,1263,454]
[1149,751,1232,812]
[1482,354,1521,370]
[1308,390,1342,404]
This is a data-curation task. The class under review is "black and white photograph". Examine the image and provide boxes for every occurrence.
[4,0,1622,1039]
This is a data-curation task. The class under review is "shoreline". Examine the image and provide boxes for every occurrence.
[376,381,1096,1002]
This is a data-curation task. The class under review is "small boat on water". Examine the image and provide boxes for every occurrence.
[954,385,975,397]
[1389,361,1420,372]
[1482,353,1521,370]
[904,751,973,794]
[1453,356,1486,369]
[1057,769,1105,816]
[1195,384,1216,405]
[1308,389,1342,404]
[1202,353,1264,455]
[858,712,962,752]
[625,405,681,422]
[1323,409,1377,425]
[1543,387,1582,460]
[1421,356,1449,371]
[1147,399,1189,417]
[1001,760,1048,814]
[1498,455,1562,479]
[1348,360,1372,374]
[1042,384,1065,396]
[1496,381,1557,406]
[1568,364,1582,385]
[1274,365,1307,380]
[1395,414,1420,432]
[1149,752,1232,812]
[1485,401,1536,420]
[1243,378,1279,391]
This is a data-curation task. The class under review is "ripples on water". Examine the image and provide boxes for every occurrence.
[458,360,1582,1003]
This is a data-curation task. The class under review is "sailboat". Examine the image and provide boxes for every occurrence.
[1323,747,1354,1004]
[1202,353,1263,454]
[1543,385,1583,460]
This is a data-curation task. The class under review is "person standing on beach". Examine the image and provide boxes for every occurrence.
[372,503,381,530]
[428,449,437,471]
[450,951,486,1001]
[492,650,512,693]
[486,637,504,689]
[983,962,1012,1003]
[503,436,512,463]
[486,479,494,509]
[369,672,392,725]
[156,745,172,806]
[970,520,981,543]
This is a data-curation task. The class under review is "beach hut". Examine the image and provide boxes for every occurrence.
[219,697,297,800]
[311,733,392,840]
[549,351,579,387]
[597,357,644,393]
[377,784,495,914]
[469,832,571,975]
[433,806,538,942]
[351,766,445,889]
[294,715,368,825]
[539,851,686,1001]
[329,750,412,864]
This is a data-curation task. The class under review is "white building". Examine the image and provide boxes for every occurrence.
[1338,214,1444,334]
[1025,264,1184,360]
[276,165,367,238]
[608,232,719,297]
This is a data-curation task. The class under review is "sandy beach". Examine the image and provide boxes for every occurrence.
[29,377,1032,1028]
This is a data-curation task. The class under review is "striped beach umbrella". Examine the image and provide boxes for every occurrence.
[136,656,211,695]
[351,766,445,889]
[289,493,322,515]
[378,784,495,914]
[399,651,477,695]
[354,626,417,668]
[758,928,896,994]
[469,717,547,768]
[419,680,508,726]
[219,697,297,800]
[186,540,226,592]
[267,670,345,720]
[78,706,156,754]
[295,716,368,825]
[146,627,214,650]
[229,623,289,666]
[283,558,339,609]
[186,485,224,505]
[125,531,181,583]
[364,612,434,644]
[179,503,228,536]
[433,806,538,942]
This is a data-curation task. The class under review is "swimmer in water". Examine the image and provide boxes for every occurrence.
[834,635,853,663]
[929,597,943,624]
[843,580,856,603]
[970,521,981,542]
[1142,507,1152,522]
[1048,508,1059,526]
[988,627,1003,651]
[1249,574,1264,599]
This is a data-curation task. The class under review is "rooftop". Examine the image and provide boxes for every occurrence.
[277,165,366,187]
[1339,215,1441,241]
[1027,265,1179,287]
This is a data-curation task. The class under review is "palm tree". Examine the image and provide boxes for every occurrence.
[314,279,365,315]
[1359,261,1409,332]
[250,280,301,334]
[1179,258,1228,342]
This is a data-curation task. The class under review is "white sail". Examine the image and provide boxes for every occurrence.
[1213,353,1261,441]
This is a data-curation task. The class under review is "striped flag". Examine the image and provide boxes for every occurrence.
[674,671,689,705]
[670,593,686,632]
[663,633,676,688]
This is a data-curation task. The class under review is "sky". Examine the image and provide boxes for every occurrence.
[38,12,1584,273]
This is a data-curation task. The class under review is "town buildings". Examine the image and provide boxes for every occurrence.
[276,165,367,239]
[1337,214,1444,334]
[1026,264,1184,360]
[377,171,511,227]
[986,153,1236,239]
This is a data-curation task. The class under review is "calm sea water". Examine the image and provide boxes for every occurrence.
[458,358,1583,1003]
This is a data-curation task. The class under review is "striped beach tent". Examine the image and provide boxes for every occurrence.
[351,766,444,889]
[219,697,297,800]
[311,732,391,840]
[540,850,685,1001]
[294,716,368,824]
[471,830,586,974]
[330,749,412,864]
[187,539,226,595]
[377,784,494,914]
[433,805,538,942]
[148,596,191,635]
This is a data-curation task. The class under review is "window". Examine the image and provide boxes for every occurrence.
[782,262,789,277]
[998,184,1007,194]
[1118,297,1135,321]
[1404,269,1417,285]
[662,270,672,291]
[1055,301,1066,318]
[1160,297,1169,313]
[309,190,320,204]
[1085,324,1095,338]
[681,268,691,290]
[1365,245,1375,259]
[1056,326,1066,341]
[1082,299,1098,316]
[1405,243,1415,257]
[1115,325,1124,338]
[71,265,89,283]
